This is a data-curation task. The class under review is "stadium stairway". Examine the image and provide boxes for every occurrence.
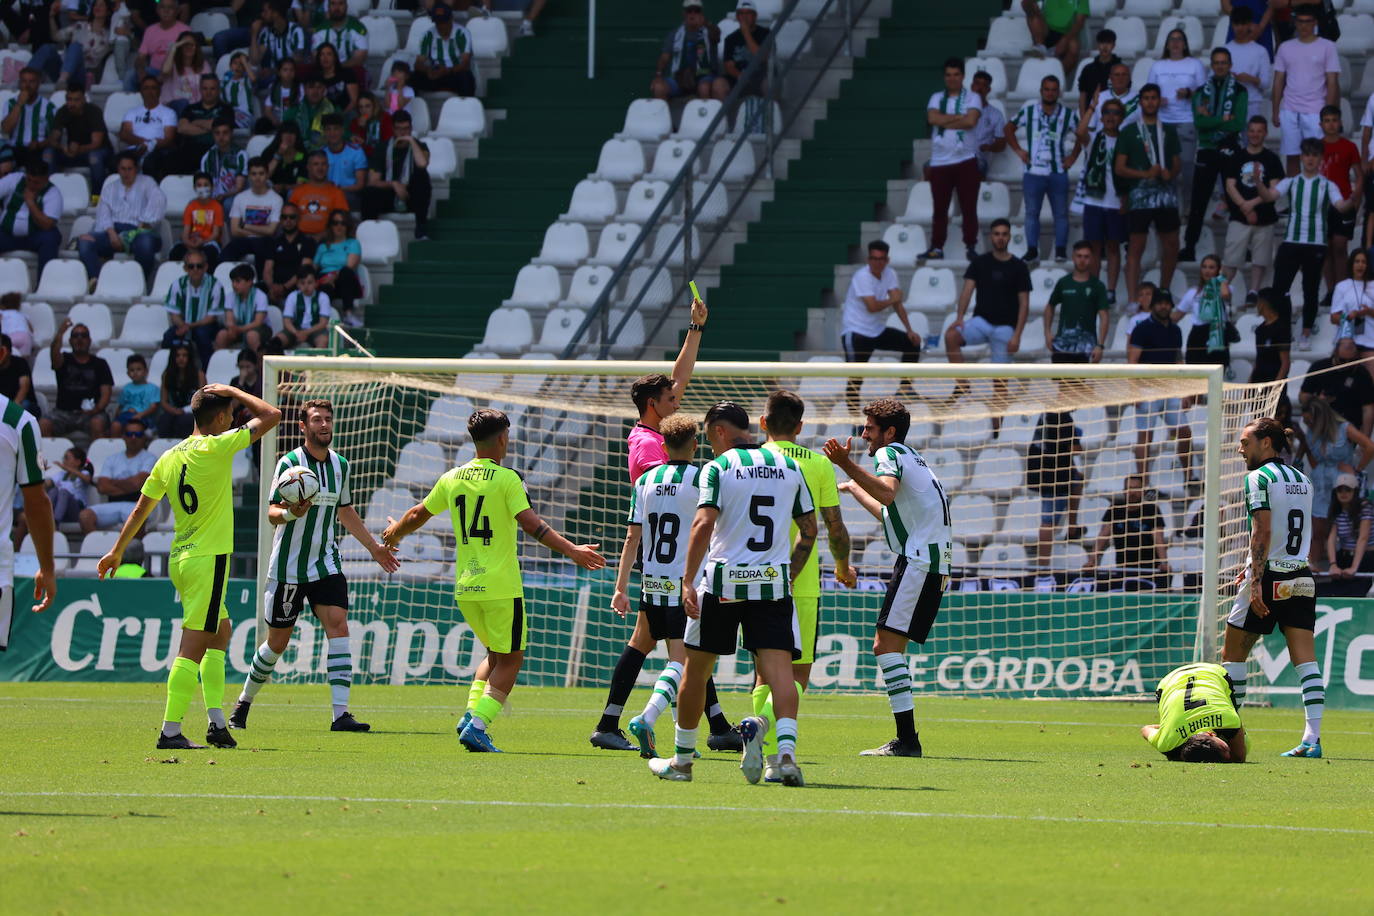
[693,0,1004,362]
[370,0,670,357]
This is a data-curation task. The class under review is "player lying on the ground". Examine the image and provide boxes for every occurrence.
[648,401,816,786]
[230,398,400,734]
[97,384,281,750]
[1140,662,1247,763]
[382,408,604,753]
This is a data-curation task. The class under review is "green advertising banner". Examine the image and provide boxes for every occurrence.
[3,578,1372,709]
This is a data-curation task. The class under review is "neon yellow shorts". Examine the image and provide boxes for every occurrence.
[459,595,527,654]
[170,553,230,633]
[794,595,818,665]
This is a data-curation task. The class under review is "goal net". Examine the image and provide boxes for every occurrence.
[258,357,1283,699]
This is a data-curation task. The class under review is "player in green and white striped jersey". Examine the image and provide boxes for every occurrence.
[1258,137,1359,347]
[230,398,399,733]
[648,401,816,786]
[825,398,952,758]
[0,393,57,648]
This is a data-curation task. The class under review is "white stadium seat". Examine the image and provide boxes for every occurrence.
[503,264,563,309]
[394,440,448,490]
[361,16,399,57]
[796,355,846,403]
[562,180,618,223]
[22,301,55,348]
[962,57,1007,96]
[1010,58,1068,102]
[205,348,238,385]
[674,100,724,141]
[709,137,755,181]
[49,173,89,216]
[773,19,812,57]
[563,265,614,308]
[357,220,401,264]
[94,260,146,302]
[899,182,935,223]
[35,261,88,301]
[647,139,699,181]
[102,92,140,137]
[189,11,229,35]
[923,448,967,490]
[148,261,183,301]
[621,99,672,141]
[160,175,195,220]
[593,139,645,182]
[908,267,958,311]
[425,137,457,180]
[649,222,699,266]
[432,97,485,140]
[950,495,998,543]
[880,224,926,268]
[590,222,645,266]
[984,17,1034,57]
[1103,15,1149,57]
[538,307,588,350]
[467,16,508,56]
[20,531,70,572]
[1120,0,1171,16]
[67,303,113,347]
[970,448,1024,496]
[619,179,674,223]
[0,258,31,295]
[1151,16,1204,57]
[97,347,133,388]
[534,222,589,266]
[480,307,533,354]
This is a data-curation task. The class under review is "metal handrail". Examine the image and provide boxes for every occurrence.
[559,0,871,360]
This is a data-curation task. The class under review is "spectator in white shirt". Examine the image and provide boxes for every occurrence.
[840,239,921,412]
[1272,4,1340,175]
[118,75,178,181]
[77,151,166,287]
[970,69,1006,178]
[922,57,983,263]
[1147,28,1207,191]
[1226,7,1273,122]
[78,418,158,533]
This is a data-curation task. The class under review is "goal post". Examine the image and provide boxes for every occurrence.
[257,355,1282,698]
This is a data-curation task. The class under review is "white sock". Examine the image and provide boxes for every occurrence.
[207,708,226,728]
[776,717,797,759]
[877,652,914,714]
[642,661,683,727]
[240,644,282,703]
[1222,661,1248,703]
[162,721,181,737]
[1295,661,1324,744]
[673,726,697,767]
[327,636,352,719]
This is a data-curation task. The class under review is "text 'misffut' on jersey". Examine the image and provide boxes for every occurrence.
[1242,459,1313,572]
[423,457,532,601]
[627,461,700,606]
[874,443,953,574]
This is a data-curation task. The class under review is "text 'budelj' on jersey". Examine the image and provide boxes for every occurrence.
[1242,460,1313,572]
[142,426,253,561]
[873,443,953,575]
[698,446,814,601]
[627,461,700,606]
[423,457,531,602]
[267,447,352,584]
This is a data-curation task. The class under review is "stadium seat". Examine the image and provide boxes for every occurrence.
[621,99,672,141]
[898,182,936,224]
[361,16,399,57]
[1230,313,1263,360]
[962,57,1007,96]
[148,261,183,301]
[0,258,31,295]
[950,495,998,544]
[404,16,435,54]
[102,92,140,137]
[66,303,112,347]
[773,19,812,57]
[880,225,927,268]
[159,175,195,220]
[885,309,930,341]
[649,222,700,266]
[1130,57,1156,96]
[479,307,534,354]
[1177,0,1215,13]
[425,137,458,180]
[21,301,54,348]
[942,414,993,449]
[970,448,1024,497]
[607,310,646,354]
[394,440,448,490]
[977,182,1011,220]
[623,266,671,307]
[593,138,645,182]
[563,265,614,308]
[20,530,70,572]
[562,180,618,223]
[466,15,508,56]
[647,139,699,181]
[838,497,881,542]
[979,541,1030,579]
[419,396,477,445]
[984,17,1034,57]
[674,100,725,141]
[1120,0,1170,15]
[858,539,890,574]
[907,267,957,312]
[1103,15,1149,57]
[984,146,1023,183]
[503,264,563,310]
[245,134,272,158]
[189,11,229,35]
[534,221,589,266]
[708,137,756,181]
[1151,16,1204,57]
[96,346,133,387]
[40,436,73,466]
[49,173,89,217]
[1029,267,1067,311]
[1010,58,1069,102]
[1086,449,1136,495]
[205,348,238,384]
[356,220,401,264]
[689,179,728,224]
[405,96,432,136]
[797,355,846,402]
[35,261,88,302]
[538,307,588,351]
[922,448,967,490]
[432,97,485,140]
[211,261,247,291]
[85,436,124,472]
[619,179,674,223]
[1338,14,1374,55]
[93,260,146,302]
[590,222,645,266]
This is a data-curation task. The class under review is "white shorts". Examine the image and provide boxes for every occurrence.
[0,586,12,651]
[87,501,137,528]
[1279,110,1322,157]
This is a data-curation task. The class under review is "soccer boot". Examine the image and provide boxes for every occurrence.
[156,731,206,750]
[763,754,782,783]
[459,721,502,753]
[648,757,693,781]
[1280,740,1322,758]
[205,723,237,749]
[707,729,743,753]
[737,716,766,785]
[331,712,371,732]
[859,736,923,757]
[589,728,636,751]
[628,715,656,759]
[227,699,250,730]
[776,754,805,787]
[456,710,472,736]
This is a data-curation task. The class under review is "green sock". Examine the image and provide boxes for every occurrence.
[473,694,503,727]
[200,649,227,728]
[467,680,487,712]
[164,657,199,727]
[754,685,777,758]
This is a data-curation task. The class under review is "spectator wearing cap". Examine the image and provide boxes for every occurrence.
[414,4,477,98]
[652,1,727,102]
[320,112,368,211]
[0,161,63,273]
[1075,29,1120,116]
[922,57,983,263]
[362,109,433,240]
[1326,472,1374,582]
[79,151,165,287]
[722,1,769,98]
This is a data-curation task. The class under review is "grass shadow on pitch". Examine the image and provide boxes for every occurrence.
[805,783,950,792]
[0,810,166,818]
[922,756,1038,764]
[357,730,454,736]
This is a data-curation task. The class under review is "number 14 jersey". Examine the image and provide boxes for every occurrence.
[423,457,532,601]
[627,461,701,606]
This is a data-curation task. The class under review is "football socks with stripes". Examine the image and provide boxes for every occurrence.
[673,726,697,767]
[240,643,282,703]
[1295,661,1324,744]
[162,656,200,736]
[327,636,352,719]
[597,645,647,732]
[467,679,487,712]
[1223,661,1247,703]
[641,661,683,727]
[775,717,797,760]
[704,677,730,732]
[201,648,227,729]
[753,682,804,758]
[878,652,918,743]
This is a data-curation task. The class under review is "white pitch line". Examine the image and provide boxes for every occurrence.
[1,790,1369,837]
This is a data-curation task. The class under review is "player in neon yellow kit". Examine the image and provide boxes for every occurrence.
[757,389,855,780]
[1140,662,1247,762]
[97,384,281,749]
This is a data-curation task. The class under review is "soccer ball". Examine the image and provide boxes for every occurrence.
[276,465,321,504]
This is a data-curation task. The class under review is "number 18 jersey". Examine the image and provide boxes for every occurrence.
[698,446,814,600]
[627,461,700,606]
[1242,459,1313,572]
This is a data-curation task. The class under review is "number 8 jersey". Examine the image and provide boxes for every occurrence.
[1242,459,1313,572]
[627,461,701,606]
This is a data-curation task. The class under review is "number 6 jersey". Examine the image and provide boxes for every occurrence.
[141,426,253,562]
[627,460,701,606]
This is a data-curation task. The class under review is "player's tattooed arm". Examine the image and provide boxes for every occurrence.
[789,511,817,581]
[531,521,552,543]
[820,505,850,567]
[1248,509,1271,617]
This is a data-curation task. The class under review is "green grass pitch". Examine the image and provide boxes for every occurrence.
[2,682,1372,914]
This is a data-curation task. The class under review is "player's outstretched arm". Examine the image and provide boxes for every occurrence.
[96,494,161,579]
[202,382,282,443]
[821,505,856,587]
[669,295,708,396]
[680,506,718,618]
[338,503,400,573]
[611,524,642,618]
[515,508,604,570]
[1227,727,1247,763]
[823,437,899,507]
[837,479,884,522]
[381,502,432,548]
[20,484,57,612]
[789,510,817,582]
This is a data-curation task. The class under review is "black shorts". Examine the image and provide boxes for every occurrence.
[1042,28,1065,49]
[1127,206,1181,235]
[877,556,947,644]
[1327,203,1355,240]
[1364,171,1374,212]
[1050,349,1091,363]
[686,593,799,660]
[640,599,687,641]
[264,573,349,629]
[1226,566,1316,635]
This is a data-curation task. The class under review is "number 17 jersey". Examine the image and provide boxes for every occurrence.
[423,457,532,601]
[627,461,700,606]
